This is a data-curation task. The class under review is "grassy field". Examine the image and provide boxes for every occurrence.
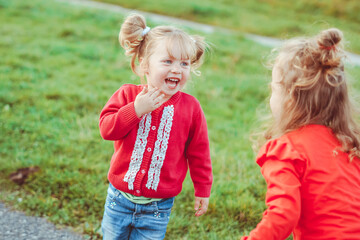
[1,0,360,239]
[94,0,360,54]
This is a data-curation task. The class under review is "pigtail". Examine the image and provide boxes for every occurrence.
[119,14,148,75]
[190,35,208,76]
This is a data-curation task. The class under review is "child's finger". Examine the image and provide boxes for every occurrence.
[154,94,165,104]
[195,204,208,217]
[147,87,158,96]
[139,86,148,95]
[153,99,165,109]
[151,89,162,99]
[154,88,162,96]
[194,198,200,211]
[195,209,204,217]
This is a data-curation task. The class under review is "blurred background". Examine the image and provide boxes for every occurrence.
[1,0,359,239]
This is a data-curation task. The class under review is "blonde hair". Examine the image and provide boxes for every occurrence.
[119,14,207,79]
[265,28,360,160]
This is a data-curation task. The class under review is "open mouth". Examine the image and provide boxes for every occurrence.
[165,78,179,89]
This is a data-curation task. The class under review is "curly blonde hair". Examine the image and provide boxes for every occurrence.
[119,14,207,80]
[265,28,360,160]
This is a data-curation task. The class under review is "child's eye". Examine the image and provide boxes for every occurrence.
[180,61,189,67]
[164,60,172,64]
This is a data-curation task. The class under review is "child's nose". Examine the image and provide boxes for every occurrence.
[171,65,181,74]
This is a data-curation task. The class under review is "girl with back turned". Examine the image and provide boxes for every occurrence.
[242,28,360,239]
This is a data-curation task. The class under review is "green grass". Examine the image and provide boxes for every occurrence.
[94,0,360,54]
[1,0,360,239]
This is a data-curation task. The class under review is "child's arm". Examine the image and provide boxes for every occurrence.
[99,85,141,140]
[186,104,213,216]
[241,158,302,240]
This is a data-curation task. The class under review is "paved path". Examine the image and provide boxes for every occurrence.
[0,202,84,240]
[58,0,360,66]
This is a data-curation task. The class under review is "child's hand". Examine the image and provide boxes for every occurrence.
[134,86,166,118]
[194,197,209,217]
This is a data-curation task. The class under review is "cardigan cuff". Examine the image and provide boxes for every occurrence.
[194,183,212,198]
[118,102,141,125]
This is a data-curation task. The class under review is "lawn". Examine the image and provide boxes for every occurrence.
[94,0,360,54]
[1,0,359,239]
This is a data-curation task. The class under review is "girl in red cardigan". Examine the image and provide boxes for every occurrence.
[242,28,360,239]
[99,14,212,239]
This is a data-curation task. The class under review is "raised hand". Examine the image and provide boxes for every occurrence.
[134,86,166,118]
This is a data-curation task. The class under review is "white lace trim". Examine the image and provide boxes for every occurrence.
[123,113,152,190]
[146,105,174,190]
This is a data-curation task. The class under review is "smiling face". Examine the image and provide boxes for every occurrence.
[143,39,191,99]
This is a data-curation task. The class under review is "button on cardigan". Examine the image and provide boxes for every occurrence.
[99,84,213,198]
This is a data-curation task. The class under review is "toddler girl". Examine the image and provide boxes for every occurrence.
[242,28,360,239]
[99,14,213,240]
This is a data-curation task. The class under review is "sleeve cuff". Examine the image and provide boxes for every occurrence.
[194,183,212,198]
[118,102,141,126]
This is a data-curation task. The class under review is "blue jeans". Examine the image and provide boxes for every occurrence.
[101,183,175,240]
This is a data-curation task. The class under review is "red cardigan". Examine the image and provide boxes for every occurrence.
[99,84,212,198]
[242,124,360,240]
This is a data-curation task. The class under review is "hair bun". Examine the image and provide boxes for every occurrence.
[317,28,343,49]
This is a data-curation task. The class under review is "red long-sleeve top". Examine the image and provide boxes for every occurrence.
[99,84,212,198]
[242,124,360,240]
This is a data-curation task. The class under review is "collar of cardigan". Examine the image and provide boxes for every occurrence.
[165,91,181,106]
[149,90,181,115]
